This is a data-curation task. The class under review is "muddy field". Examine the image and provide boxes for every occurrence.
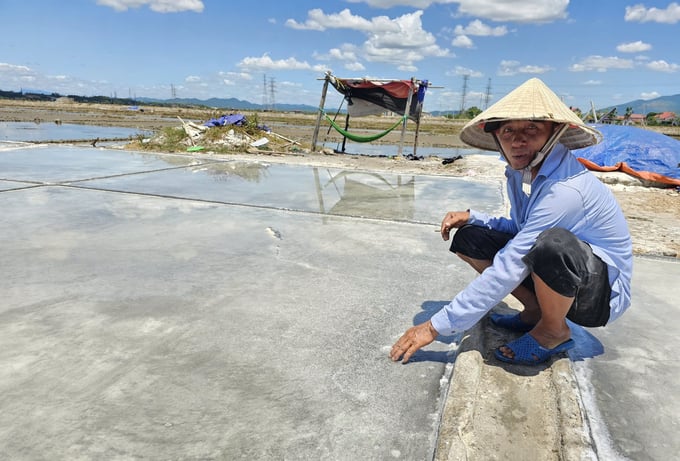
[2,99,678,258]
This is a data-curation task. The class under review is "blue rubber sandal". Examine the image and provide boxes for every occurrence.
[495,333,575,365]
[489,312,535,333]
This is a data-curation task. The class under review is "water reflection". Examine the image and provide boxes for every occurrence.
[0,122,147,142]
[197,161,270,183]
[313,168,415,221]
[1,144,504,226]
[321,141,494,159]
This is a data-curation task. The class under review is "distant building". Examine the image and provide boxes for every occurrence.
[655,111,677,125]
[622,113,646,126]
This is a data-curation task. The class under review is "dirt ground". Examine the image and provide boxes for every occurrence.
[2,99,678,258]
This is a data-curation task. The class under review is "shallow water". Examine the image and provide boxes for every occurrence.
[321,140,496,159]
[0,121,490,161]
[0,121,147,142]
[0,144,505,225]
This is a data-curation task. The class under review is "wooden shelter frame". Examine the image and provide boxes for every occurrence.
[311,71,431,156]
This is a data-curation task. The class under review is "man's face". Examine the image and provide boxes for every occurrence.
[495,120,555,170]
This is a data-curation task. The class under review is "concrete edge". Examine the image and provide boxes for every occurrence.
[551,358,598,461]
[434,322,485,461]
[434,322,598,461]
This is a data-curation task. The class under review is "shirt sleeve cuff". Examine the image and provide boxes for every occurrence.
[430,308,456,336]
[467,209,485,226]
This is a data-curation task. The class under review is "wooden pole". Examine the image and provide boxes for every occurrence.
[413,81,426,156]
[413,114,422,156]
[311,73,331,152]
[341,113,350,153]
[397,78,415,157]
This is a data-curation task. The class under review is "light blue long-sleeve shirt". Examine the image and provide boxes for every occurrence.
[430,144,633,335]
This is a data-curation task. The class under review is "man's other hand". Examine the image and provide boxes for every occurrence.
[440,210,470,241]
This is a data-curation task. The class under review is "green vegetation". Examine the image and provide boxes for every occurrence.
[140,126,188,152]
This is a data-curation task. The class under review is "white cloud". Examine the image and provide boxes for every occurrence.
[454,0,569,23]
[314,46,366,72]
[569,56,635,72]
[315,46,359,62]
[237,54,315,71]
[519,64,553,74]
[344,0,458,8]
[286,8,394,32]
[449,66,483,78]
[498,60,552,76]
[452,35,474,48]
[646,60,680,72]
[454,19,507,36]
[450,19,507,50]
[345,62,366,71]
[641,91,661,100]
[625,2,680,23]
[287,9,449,71]
[617,40,652,53]
[398,64,418,72]
[219,71,252,81]
[583,80,602,85]
[0,63,31,72]
[185,75,201,82]
[97,0,204,13]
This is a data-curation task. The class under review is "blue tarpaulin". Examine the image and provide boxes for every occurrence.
[575,124,680,186]
[204,114,247,127]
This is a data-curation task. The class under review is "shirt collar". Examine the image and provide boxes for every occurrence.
[534,143,569,180]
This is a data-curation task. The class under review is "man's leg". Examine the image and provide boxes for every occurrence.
[497,274,573,359]
[498,227,611,360]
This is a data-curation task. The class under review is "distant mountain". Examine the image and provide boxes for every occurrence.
[137,96,319,113]
[599,93,680,115]
[4,86,679,116]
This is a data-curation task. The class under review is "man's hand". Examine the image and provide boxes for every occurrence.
[440,210,470,241]
[390,320,439,363]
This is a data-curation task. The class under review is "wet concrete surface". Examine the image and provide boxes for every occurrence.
[0,145,502,460]
[569,256,680,461]
[1,145,678,460]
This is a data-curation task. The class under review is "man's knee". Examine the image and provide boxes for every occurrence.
[531,227,580,257]
[451,224,514,261]
[524,228,584,297]
[450,224,480,256]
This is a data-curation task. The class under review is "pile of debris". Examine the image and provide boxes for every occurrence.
[177,113,301,153]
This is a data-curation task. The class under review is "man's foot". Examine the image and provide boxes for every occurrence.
[495,333,574,365]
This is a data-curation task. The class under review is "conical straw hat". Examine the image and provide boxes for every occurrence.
[459,78,602,151]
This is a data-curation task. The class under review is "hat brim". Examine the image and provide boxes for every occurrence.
[459,78,602,151]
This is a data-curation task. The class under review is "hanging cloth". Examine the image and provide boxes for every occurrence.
[322,111,407,143]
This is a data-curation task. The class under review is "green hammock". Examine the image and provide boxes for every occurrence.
[323,112,407,143]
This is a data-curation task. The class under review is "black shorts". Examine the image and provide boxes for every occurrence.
[451,225,610,327]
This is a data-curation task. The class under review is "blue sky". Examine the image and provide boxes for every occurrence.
[1,0,679,112]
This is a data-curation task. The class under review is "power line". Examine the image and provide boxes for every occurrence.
[460,74,469,114]
[269,77,276,111]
